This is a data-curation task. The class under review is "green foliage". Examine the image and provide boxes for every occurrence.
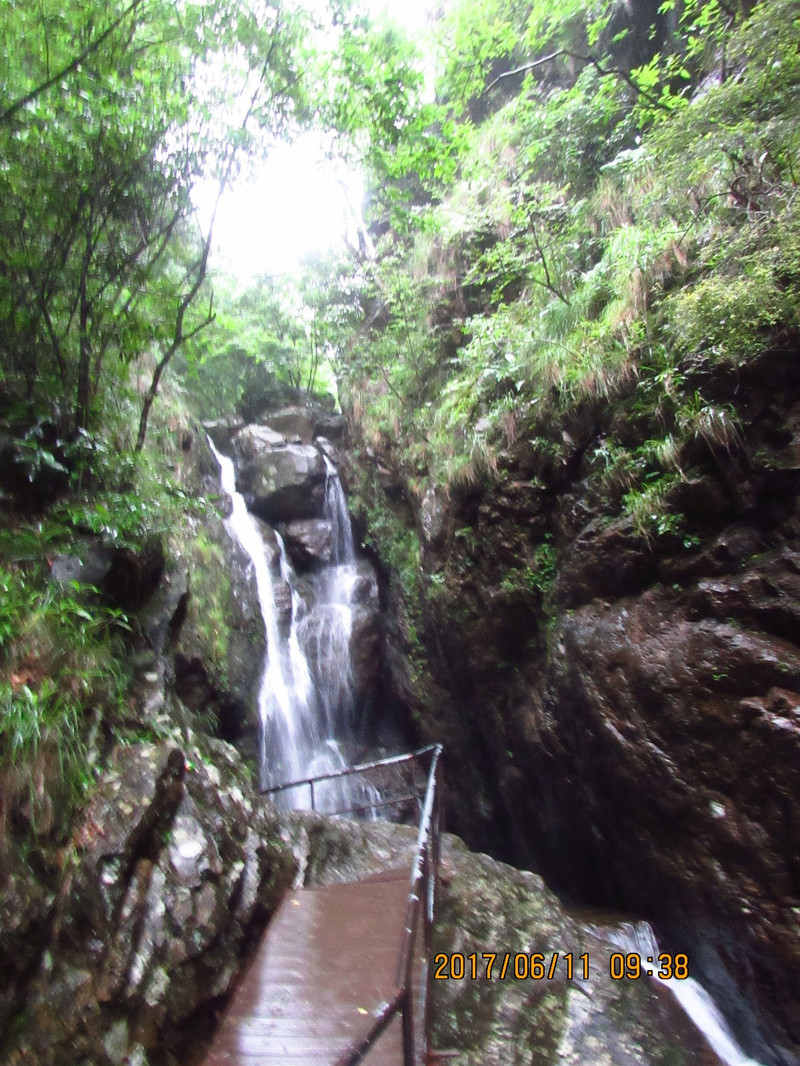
[348,456,422,610]
[500,538,556,599]
[664,216,800,364]
[676,394,744,453]
[183,532,231,680]
[0,563,129,841]
[184,270,341,419]
[0,0,312,437]
[50,439,205,550]
[329,0,800,500]
[622,474,682,540]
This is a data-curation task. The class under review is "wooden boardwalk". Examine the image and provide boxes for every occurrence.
[201,867,417,1066]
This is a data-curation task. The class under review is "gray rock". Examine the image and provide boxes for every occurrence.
[314,412,347,442]
[272,575,293,638]
[137,564,189,661]
[315,436,344,466]
[50,539,114,587]
[350,603,382,701]
[236,443,326,523]
[351,559,380,607]
[282,519,334,570]
[4,742,294,1066]
[203,418,244,450]
[262,406,317,445]
[420,484,448,545]
[233,424,288,461]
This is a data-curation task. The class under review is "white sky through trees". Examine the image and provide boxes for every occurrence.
[200,0,434,282]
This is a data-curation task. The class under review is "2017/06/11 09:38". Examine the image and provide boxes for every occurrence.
[432,951,690,981]
[432,952,589,981]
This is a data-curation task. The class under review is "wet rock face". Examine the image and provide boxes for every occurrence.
[2,742,294,1066]
[261,405,318,445]
[353,346,800,1064]
[281,518,334,570]
[236,442,326,523]
[536,584,800,1064]
[103,540,166,613]
[347,560,382,701]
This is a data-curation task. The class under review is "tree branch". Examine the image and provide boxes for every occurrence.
[134,13,284,451]
[484,49,669,112]
[0,0,145,126]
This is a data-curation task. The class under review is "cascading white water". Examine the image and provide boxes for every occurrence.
[296,454,358,737]
[208,438,312,788]
[209,435,377,813]
[323,453,356,565]
[606,921,765,1066]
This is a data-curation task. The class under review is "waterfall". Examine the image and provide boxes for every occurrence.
[323,453,355,564]
[606,921,765,1066]
[208,435,376,813]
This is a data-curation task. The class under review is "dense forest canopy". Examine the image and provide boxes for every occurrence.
[329,0,799,489]
[0,0,422,442]
[5,0,797,465]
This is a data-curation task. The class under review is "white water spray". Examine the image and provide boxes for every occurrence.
[607,922,765,1066]
[209,436,377,812]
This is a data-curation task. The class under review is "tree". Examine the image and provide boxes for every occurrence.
[0,0,309,444]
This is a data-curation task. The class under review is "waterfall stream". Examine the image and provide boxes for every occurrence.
[208,437,372,811]
[604,921,765,1066]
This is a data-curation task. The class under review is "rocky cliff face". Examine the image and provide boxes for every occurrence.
[0,739,295,1066]
[345,344,800,1065]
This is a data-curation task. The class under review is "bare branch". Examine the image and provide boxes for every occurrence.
[134,14,285,451]
[484,49,669,112]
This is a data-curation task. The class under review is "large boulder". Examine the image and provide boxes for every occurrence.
[236,443,326,523]
[232,424,287,461]
[2,743,295,1066]
[314,412,347,442]
[262,406,317,445]
[281,519,334,571]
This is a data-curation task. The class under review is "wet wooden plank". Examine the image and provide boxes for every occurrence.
[201,869,413,1066]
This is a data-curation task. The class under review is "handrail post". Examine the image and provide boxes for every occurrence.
[269,744,444,1066]
[402,989,415,1066]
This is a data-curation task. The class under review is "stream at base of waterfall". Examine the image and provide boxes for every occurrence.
[603,920,765,1066]
[209,437,376,812]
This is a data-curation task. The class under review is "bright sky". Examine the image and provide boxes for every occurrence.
[201,0,435,282]
[204,136,365,281]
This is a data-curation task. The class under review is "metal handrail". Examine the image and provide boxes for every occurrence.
[262,744,443,1066]
[260,743,440,813]
[335,743,443,1066]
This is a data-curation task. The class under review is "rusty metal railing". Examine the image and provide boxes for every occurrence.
[262,744,444,1066]
[260,743,439,819]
